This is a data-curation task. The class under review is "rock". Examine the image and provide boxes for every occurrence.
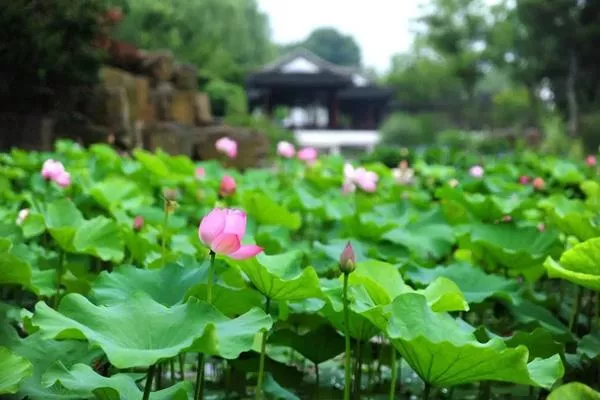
[171,91,196,126]
[194,92,213,126]
[141,50,174,83]
[150,82,175,121]
[172,63,198,90]
[142,122,190,155]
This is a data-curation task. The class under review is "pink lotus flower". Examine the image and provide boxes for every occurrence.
[297,147,318,165]
[344,163,378,193]
[586,155,597,167]
[519,176,530,185]
[215,137,237,159]
[16,208,29,225]
[277,141,295,158]
[532,177,545,190]
[41,159,71,187]
[198,208,263,259]
[219,175,236,197]
[41,159,65,180]
[469,165,484,178]
[195,167,206,180]
[54,171,71,188]
[133,216,144,231]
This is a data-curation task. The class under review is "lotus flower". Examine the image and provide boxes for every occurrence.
[133,216,144,231]
[392,160,414,185]
[518,175,530,185]
[277,141,295,158]
[195,167,206,180]
[344,163,378,193]
[532,177,545,190]
[297,147,318,164]
[469,165,484,178]
[198,208,263,259]
[219,175,236,197]
[586,155,597,167]
[215,137,237,159]
[41,159,71,187]
[16,208,29,225]
[448,179,459,188]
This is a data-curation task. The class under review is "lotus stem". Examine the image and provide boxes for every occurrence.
[207,251,216,304]
[422,382,431,400]
[161,199,171,266]
[179,353,185,380]
[53,251,65,308]
[170,358,175,384]
[354,339,362,397]
[314,362,320,399]
[569,285,583,332]
[255,296,271,400]
[595,291,600,327]
[142,364,156,400]
[343,272,352,400]
[194,353,205,400]
[389,347,397,400]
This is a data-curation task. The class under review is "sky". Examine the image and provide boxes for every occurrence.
[257,0,424,73]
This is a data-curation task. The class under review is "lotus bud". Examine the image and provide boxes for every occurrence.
[586,155,597,167]
[518,175,530,185]
[532,177,545,191]
[133,216,144,231]
[339,241,356,274]
[219,175,236,197]
[448,178,459,188]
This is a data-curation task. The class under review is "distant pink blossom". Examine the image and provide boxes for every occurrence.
[277,141,295,158]
[198,208,263,259]
[41,159,71,187]
[448,179,459,188]
[219,175,236,197]
[297,147,318,165]
[586,155,597,167]
[215,137,237,159]
[532,177,545,191]
[519,176,530,185]
[16,208,29,225]
[195,167,206,180]
[344,163,378,193]
[133,216,144,231]
[469,165,484,178]
[537,223,545,232]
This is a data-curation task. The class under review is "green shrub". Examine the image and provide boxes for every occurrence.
[580,112,600,153]
[203,79,247,117]
[380,113,431,147]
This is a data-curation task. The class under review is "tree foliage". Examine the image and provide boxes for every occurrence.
[280,27,362,67]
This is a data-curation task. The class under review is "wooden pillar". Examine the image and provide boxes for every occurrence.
[328,91,338,129]
[264,89,274,118]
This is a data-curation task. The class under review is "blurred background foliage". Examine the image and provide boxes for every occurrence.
[0,0,599,155]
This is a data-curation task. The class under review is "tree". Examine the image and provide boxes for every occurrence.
[281,27,362,66]
[113,0,274,84]
[0,0,106,112]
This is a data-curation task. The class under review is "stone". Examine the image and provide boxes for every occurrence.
[142,122,191,155]
[140,50,174,83]
[171,91,196,125]
[194,92,213,126]
[172,63,198,90]
[150,82,175,121]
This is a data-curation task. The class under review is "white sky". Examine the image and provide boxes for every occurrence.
[257,0,424,73]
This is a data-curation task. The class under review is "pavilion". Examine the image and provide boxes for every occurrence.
[246,48,393,154]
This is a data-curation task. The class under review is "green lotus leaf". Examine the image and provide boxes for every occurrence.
[544,237,600,290]
[548,382,600,400]
[89,177,152,212]
[581,180,600,211]
[90,263,205,306]
[0,346,33,394]
[504,328,564,360]
[6,332,101,400]
[0,238,32,289]
[32,293,272,368]
[539,195,600,240]
[45,198,84,252]
[185,283,263,317]
[268,324,345,365]
[347,259,408,305]
[263,373,300,400]
[464,223,561,270]
[383,210,454,261]
[579,331,600,359]
[231,251,322,301]
[386,293,564,388]
[72,217,124,262]
[549,160,585,184]
[42,362,191,400]
[21,212,46,238]
[419,277,469,312]
[436,187,530,222]
[403,262,519,304]
[242,191,301,230]
[133,149,171,178]
[505,297,572,341]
